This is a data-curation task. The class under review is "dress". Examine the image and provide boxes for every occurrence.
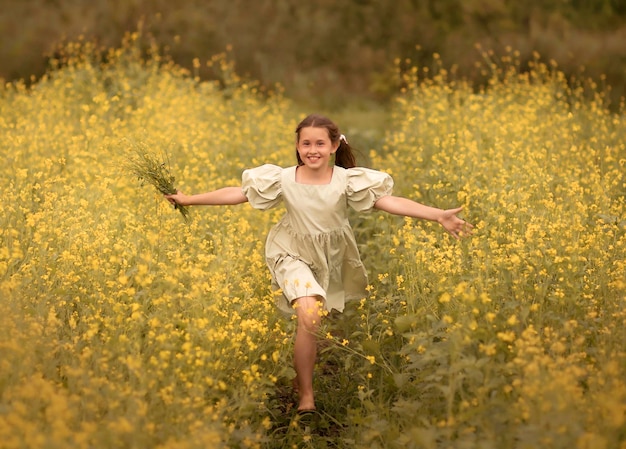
[241,164,394,315]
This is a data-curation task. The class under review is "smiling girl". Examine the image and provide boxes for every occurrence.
[165,113,472,412]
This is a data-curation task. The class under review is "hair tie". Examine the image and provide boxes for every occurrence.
[340,134,348,144]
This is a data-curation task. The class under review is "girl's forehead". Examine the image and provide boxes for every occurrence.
[298,126,330,140]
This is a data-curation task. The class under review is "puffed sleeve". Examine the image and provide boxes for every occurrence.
[346,167,394,212]
[241,164,283,210]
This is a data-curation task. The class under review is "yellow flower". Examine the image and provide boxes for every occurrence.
[497,331,516,343]
[479,343,497,356]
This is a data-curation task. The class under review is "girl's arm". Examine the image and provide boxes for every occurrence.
[374,195,473,239]
[165,187,248,206]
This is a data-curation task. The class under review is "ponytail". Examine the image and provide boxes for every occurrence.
[334,138,356,169]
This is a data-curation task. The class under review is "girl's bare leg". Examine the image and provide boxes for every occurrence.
[293,295,322,411]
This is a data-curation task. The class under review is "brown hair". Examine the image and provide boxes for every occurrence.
[295,113,357,168]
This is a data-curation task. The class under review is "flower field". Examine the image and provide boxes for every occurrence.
[1,35,624,448]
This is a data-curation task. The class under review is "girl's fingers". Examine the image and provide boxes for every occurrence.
[450,206,474,237]
[164,194,178,206]
[445,212,473,238]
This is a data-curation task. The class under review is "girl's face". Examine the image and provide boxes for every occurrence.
[296,126,339,171]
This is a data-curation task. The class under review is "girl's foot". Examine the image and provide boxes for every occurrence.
[292,377,315,411]
[294,379,315,411]
[297,399,316,412]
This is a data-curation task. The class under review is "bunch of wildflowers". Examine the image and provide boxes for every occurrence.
[124,141,190,221]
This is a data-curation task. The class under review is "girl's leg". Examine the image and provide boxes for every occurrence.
[293,295,322,411]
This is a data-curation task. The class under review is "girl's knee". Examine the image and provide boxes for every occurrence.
[294,296,324,331]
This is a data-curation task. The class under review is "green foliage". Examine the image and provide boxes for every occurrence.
[1,0,626,109]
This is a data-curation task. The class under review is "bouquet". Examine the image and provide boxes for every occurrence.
[124,141,190,221]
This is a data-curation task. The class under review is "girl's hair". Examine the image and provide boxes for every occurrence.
[295,114,357,169]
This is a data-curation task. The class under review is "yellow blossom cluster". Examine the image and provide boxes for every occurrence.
[353,49,626,448]
[0,34,295,448]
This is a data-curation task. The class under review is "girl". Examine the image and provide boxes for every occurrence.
[165,113,472,412]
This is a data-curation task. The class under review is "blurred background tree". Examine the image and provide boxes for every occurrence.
[1,0,624,110]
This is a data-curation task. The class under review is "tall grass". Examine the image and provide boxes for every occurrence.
[0,37,624,448]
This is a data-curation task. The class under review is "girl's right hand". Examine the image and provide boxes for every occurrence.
[438,207,473,239]
[165,191,187,207]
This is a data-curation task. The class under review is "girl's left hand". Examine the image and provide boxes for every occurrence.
[439,207,474,239]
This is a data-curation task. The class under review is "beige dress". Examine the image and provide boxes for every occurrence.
[241,164,394,315]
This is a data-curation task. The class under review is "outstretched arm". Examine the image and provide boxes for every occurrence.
[165,187,248,207]
[374,195,473,239]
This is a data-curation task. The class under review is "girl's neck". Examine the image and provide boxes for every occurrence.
[295,165,334,185]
